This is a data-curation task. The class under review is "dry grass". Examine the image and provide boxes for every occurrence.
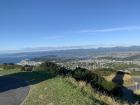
[65,77,129,105]
[134,90,140,95]
[22,76,104,105]
[105,73,134,86]
[0,69,130,105]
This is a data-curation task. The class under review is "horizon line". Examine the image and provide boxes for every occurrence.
[0,44,140,54]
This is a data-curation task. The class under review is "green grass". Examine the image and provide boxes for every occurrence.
[0,69,20,75]
[0,69,107,105]
[104,63,139,70]
[94,68,116,76]
[132,71,140,76]
[22,76,107,105]
[0,69,129,105]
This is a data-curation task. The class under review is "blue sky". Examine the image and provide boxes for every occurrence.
[0,0,140,51]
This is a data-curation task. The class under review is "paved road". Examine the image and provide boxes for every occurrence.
[0,76,30,105]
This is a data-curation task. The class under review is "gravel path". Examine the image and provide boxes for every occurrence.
[0,76,30,105]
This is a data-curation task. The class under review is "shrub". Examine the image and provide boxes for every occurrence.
[21,65,33,71]
[72,67,104,83]
[72,67,89,81]
[72,67,121,96]
[36,61,60,73]
[36,61,71,75]
[58,67,71,76]
[1,63,22,70]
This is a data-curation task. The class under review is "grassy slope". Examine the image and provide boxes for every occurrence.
[23,77,99,105]
[0,69,128,105]
[0,69,103,105]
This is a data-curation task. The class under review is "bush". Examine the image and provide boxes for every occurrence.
[72,67,99,82]
[21,65,33,71]
[36,61,60,73]
[72,67,104,83]
[72,67,121,96]
[36,61,71,75]
[58,67,71,76]
[1,63,22,70]
[36,62,121,96]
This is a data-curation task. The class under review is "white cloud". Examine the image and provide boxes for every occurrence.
[79,26,140,33]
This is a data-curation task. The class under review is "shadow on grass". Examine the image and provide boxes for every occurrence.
[0,71,56,93]
[2,70,140,105]
[0,71,109,105]
[112,71,140,104]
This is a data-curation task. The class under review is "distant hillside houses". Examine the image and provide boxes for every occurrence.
[17,59,42,66]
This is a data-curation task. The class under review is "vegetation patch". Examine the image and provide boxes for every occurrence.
[105,71,134,86]
[72,67,120,96]
[0,62,134,105]
[94,68,117,76]
[22,77,107,105]
[134,90,140,95]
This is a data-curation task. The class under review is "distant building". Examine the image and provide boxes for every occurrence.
[17,59,42,66]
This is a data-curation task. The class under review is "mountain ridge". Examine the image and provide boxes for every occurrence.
[1,45,140,63]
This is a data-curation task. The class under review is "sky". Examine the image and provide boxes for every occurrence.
[0,0,140,51]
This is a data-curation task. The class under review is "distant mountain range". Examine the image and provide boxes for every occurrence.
[1,46,140,63]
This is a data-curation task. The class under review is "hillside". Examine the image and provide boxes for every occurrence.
[0,61,132,105]
[0,69,128,105]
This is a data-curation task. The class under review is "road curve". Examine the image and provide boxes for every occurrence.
[0,76,30,105]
